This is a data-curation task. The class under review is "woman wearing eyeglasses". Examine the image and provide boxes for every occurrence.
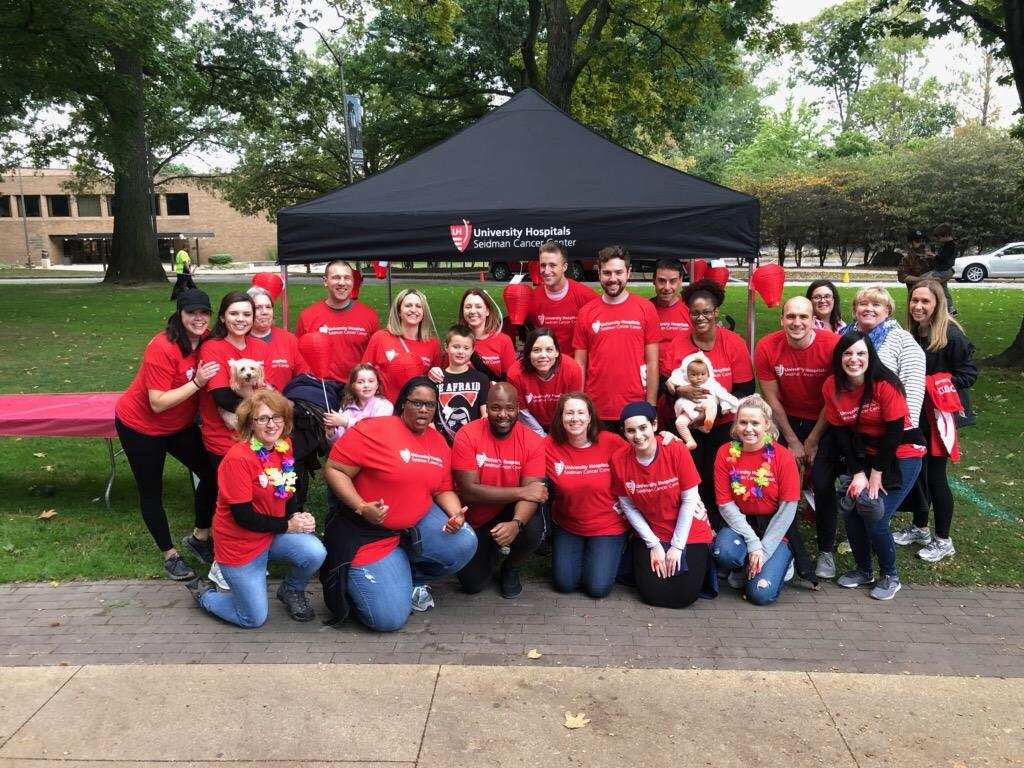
[324,377,478,631]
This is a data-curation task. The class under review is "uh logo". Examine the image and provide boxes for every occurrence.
[450,220,473,253]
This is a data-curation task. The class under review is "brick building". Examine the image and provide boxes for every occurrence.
[0,168,277,267]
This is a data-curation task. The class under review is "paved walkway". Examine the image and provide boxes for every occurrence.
[2,577,1022,677]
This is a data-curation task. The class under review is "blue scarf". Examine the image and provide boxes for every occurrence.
[846,317,896,350]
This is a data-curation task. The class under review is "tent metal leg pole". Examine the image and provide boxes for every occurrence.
[104,438,116,509]
[280,264,290,331]
[746,262,756,357]
[386,263,393,307]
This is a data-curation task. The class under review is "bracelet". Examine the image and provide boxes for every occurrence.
[192,378,202,389]
[513,519,525,531]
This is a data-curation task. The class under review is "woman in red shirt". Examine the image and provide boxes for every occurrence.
[324,377,478,632]
[187,390,326,627]
[545,393,628,598]
[362,288,441,402]
[712,395,800,606]
[458,288,516,380]
[247,286,310,391]
[508,329,584,434]
[610,402,714,609]
[114,289,220,581]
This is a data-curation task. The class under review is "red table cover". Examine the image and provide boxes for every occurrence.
[0,393,121,439]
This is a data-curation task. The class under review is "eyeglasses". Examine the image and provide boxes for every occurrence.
[405,399,437,411]
[811,295,833,302]
[254,415,285,425]
[690,309,716,318]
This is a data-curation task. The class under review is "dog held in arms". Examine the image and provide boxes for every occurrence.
[218,358,266,430]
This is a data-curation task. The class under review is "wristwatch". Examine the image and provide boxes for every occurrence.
[512,519,525,531]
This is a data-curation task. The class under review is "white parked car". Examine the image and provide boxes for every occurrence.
[954,242,1024,283]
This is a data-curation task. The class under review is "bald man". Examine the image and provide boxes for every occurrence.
[754,296,841,578]
[450,383,548,598]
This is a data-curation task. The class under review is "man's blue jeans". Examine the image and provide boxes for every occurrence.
[551,525,628,598]
[199,532,327,628]
[713,527,792,606]
[843,457,922,579]
[347,504,478,632]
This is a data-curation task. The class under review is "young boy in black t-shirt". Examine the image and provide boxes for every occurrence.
[435,324,490,444]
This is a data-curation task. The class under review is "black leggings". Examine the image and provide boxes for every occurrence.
[632,539,710,609]
[690,422,732,530]
[785,420,842,553]
[457,503,547,593]
[913,454,954,539]
[115,417,217,552]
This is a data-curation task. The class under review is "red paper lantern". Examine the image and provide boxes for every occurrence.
[387,352,428,393]
[526,260,541,286]
[706,263,730,288]
[690,259,710,283]
[503,281,534,326]
[373,261,388,279]
[350,268,363,299]
[251,272,284,301]
[750,263,786,308]
[297,332,333,379]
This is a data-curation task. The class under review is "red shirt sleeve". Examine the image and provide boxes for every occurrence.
[563,356,583,390]
[218,451,257,504]
[522,431,545,477]
[361,330,382,365]
[714,443,733,505]
[142,338,178,391]
[776,448,801,502]
[753,337,775,382]
[642,300,661,345]
[498,334,515,373]
[728,331,754,383]
[609,456,626,497]
[571,306,590,352]
[670,440,700,492]
[290,334,311,377]
[330,422,369,466]
[203,342,232,390]
[450,426,478,472]
[823,379,842,426]
[876,380,910,421]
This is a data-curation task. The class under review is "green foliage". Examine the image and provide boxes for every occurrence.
[207,253,233,265]
[723,101,827,179]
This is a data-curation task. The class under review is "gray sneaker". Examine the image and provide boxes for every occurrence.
[815,552,837,580]
[869,574,902,601]
[727,569,745,589]
[276,582,315,622]
[164,554,195,581]
[892,524,932,547]
[411,585,435,612]
[836,570,874,589]
[918,537,956,563]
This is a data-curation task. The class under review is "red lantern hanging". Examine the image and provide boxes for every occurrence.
[750,263,786,308]
[350,268,363,299]
[251,272,284,301]
[690,259,710,283]
[297,332,333,379]
[503,281,534,326]
[373,261,389,279]
[526,260,541,286]
[705,261,730,288]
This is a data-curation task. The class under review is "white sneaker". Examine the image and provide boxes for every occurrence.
[207,561,230,591]
[411,585,435,612]
[893,524,933,547]
[784,560,795,582]
[918,537,956,562]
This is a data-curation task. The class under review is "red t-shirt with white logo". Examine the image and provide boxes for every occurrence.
[115,333,202,436]
[665,328,754,426]
[362,330,441,403]
[295,300,380,381]
[255,328,311,391]
[572,294,661,420]
[822,376,925,459]
[198,337,271,456]
[527,279,599,353]
[714,441,801,516]
[451,418,546,527]
[545,431,628,536]
[609,438,712,545]
[754,330,838,421]
[330,416,454,566]
[472,332,517,379]
[651,298,692,376]
[506,354,584,429]
[213,438,290,566]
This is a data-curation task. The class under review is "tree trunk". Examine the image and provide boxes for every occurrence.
[103,47,165,285]
[986,315,1024,366]
[544,0,574,110]
[776,240,786,266]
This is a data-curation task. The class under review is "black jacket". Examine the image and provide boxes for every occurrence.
[916,324,977,390]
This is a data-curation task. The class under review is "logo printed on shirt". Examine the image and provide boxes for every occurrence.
[537,314,545,325]
[385,349,398,362]
[475,453,524,471]
[592,320,601,333]
[185,367,195,380]
[399,448,412,463]
[475,452,487,468]
[398,448,445,467]
[525,393,534,404]
[450,219,473,252]
[775,364,785,378]
[592,319,642,334]
[553,460,564,476]
[624,480,636,494]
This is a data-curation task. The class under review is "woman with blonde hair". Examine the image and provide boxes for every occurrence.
[894,280,977,562]
[362,288,441,402]
[712,395,801,605]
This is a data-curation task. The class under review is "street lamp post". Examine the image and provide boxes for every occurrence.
[297,21,354,185]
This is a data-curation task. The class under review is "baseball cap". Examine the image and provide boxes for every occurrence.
[176,289,211,312]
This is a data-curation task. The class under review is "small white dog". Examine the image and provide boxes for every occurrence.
[218,358,266,428]
[668,351,739,449]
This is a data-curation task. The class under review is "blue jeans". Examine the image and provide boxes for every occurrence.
[551,526,628,599]
[843,457,922,579]
[199,532,327,628]
[347,504,478,632]
[713,526,792,606]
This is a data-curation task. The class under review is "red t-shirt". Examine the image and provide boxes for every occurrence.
[115,333,202,436]
[754,330,838,421]
[823,376,925,459]
[652,298,692,376]
[472,332,517,379]
[212,438,290,566]
[451,418,546,527]
[714,441,801,516]
[506,355,584,429]
[295,300,380,381]
[572,294,661,420]
[254,328,311,391]
[609,439,712,545]
[198,337,271,456]
[545,431,628,536]
[527,279,599,353]
[362,330,441,402]
[330,416,454,566]
[666,328,754,426]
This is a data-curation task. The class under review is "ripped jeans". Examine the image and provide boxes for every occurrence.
[713,527,792,606]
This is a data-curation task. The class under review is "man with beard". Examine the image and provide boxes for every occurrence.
[573,246,660,432]
[525,240,597,352]
[451,383,547,598]
[651,258,692,430]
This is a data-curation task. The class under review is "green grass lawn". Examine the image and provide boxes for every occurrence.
[0,279,1021,585]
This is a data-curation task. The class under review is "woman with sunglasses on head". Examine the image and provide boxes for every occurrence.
[362,288,441,403]
[806,280,847,333]
[507,328,583,435]
[457,288,517,381]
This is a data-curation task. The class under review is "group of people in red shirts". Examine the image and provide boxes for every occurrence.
[115,242,974,631]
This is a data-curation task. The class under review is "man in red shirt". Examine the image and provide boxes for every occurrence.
[452,383,547,599]
[573,246,660,431]
[526,240,598,352]
[651,258,691,427]
[754,296,841,579]
[295,260,379,381]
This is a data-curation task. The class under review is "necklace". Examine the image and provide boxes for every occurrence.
[249,437,297,499]
[727,437,775,501]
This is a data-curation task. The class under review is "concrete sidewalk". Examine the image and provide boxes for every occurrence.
[1,663,1022,766]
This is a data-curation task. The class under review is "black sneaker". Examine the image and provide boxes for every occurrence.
[185,576,215,604]
[182,534,214,565]
[276,582,315,622]
[499,565,523,599]
[164,554,195,581]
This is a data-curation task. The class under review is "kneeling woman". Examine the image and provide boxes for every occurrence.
[189,390,326,627]
[712,395,800,606]
[324,377,477,632]
[610,402,714,608]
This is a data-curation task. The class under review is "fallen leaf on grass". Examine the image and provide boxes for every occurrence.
[32,452,46,458]
[966,466,982,472]
[526,649,542,659]
[564,712,590,729]
[37,509,57,520]
[49,581,60,587]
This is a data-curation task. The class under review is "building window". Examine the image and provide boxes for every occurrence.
[165,192,189,216]
[0,197,10,217]
[47,194,71,217]
[76,194,101,217]
[16,195,41,217]
[105,194,116,217]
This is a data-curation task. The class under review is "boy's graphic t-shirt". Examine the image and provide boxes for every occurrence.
[435,368,490,444]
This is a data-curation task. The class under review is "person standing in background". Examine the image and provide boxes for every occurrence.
[170,242,196,301]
